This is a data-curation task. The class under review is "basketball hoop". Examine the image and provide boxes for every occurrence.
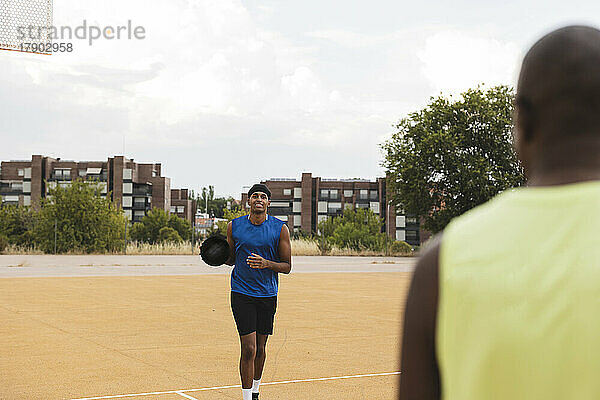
[0,0,53,55]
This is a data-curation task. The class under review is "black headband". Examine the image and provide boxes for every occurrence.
[248,184,271,199]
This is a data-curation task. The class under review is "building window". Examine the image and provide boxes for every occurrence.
[370,190,378,200]
[406,217,418,225]
[320,189,329,198]
[293,215,301,226]
[344,190,353,197]
[24,168,31,179]
[318,201,327,213]
[123,169,132,180]
[124,209,132,220]
[328,202,342,213]
[396,230,406,241]
[283,189,292,196]
[356,203,369,209]
[53,168,71,179]
[270,201,289,208]
[396,216,406,228]
[170,206,176,213]
[177,206,185,213]
[23,182,31,193]
[359,189,368,200]
[11,182,23,191]
[329,189,338,199]
[370,202,380,214]
[344,202,353,210]
[293,187,302,198]
[293,201,301,213]
[78,169,86,177]
[122,196,132,208]
[2,195,19,202]
[17,169,24,177]
[123,182,133,194]
[23,195,31,206]
[406,230,418,241]
[278,215,288,222]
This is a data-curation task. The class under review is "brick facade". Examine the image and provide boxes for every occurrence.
[0,155,195,226]
[240,173,421,245]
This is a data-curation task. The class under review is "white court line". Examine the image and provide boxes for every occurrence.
[71,371,400,400]
[176,392,198,400]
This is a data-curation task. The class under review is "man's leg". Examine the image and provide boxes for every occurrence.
[254,333,269,380]
[239,332,257,389]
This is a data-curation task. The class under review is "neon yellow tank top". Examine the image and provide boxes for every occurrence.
[438,181,600,400]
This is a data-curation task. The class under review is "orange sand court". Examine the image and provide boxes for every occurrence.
[1,270,411,399]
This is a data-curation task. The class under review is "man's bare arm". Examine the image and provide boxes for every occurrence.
[225,222,235,266]
[399,236,441,400]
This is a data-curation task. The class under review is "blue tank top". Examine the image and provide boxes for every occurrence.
[231,214,285,297]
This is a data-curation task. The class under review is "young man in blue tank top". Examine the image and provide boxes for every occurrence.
[226,183,292,400]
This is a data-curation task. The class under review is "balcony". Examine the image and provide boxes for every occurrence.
[132,202,148,210]
[133,190,152,197]
[50,172,72,181]
[268,206,292,215]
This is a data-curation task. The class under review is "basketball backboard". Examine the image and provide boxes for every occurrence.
[0,0,53,54]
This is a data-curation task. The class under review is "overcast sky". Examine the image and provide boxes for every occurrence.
[1,0,599,198]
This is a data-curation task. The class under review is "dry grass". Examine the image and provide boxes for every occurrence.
[1,239,414,257]
[291,239,414,257]
[2,244,45,255]
[290,239,321,256]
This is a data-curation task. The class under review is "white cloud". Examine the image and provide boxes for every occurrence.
[418,30,521,95]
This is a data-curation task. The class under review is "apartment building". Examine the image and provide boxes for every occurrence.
[0,155,194,226]
[170,189,196,223]
[241,172,421,246]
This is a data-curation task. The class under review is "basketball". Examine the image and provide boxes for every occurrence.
[200,234,230,266]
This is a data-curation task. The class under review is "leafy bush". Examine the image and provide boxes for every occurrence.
[389,240,412,255]
[0,204,36,247]
[158,227,182,243]
[34,180,127,253]
[130,208,192,243]
[318,208,386,251]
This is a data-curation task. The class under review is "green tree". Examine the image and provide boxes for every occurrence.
[158,226,182,243]
[196,186,236,218]
[382,85,526,234]
[34,180,127,253]
[167,214,192,241]
[214,207,248,235]
[318,208,386,251]
[197,186,214,214]
[0,204,36,247]
[130,208,192,243]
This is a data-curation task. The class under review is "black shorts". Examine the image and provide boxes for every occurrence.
[230,291,277,336]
